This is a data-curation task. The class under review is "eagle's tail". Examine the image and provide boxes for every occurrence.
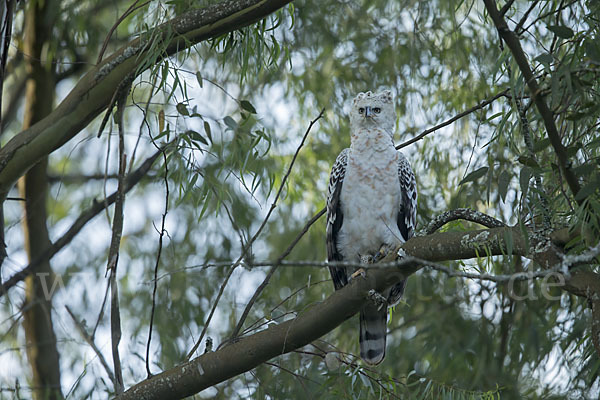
[359,305,388,365]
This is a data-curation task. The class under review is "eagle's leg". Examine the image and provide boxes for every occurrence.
[367,289,388,311]
[360,254,374,264]
[349,268,366,281]
[374,243,403,263]
[349,254,374,282]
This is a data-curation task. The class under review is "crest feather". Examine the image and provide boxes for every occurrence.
[352,90,393,105]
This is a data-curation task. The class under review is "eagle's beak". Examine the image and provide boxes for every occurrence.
[364,106,373,118]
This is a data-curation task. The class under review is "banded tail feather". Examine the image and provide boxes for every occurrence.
[359,304,388,365]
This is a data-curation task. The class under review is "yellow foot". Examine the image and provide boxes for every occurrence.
[374,243,402,263]
[349,268,366,282]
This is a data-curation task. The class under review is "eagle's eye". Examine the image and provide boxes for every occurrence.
[358,107,365,114]
[373,107,381,113]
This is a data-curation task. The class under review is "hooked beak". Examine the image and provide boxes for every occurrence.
[364,106,373,118]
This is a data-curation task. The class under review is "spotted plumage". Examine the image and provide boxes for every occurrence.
[326,90,417,365]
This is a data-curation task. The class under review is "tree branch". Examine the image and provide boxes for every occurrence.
[422,208,505,235]
[116,227,599,400]
[483,0,582,201]
[395,90,509,150]
[0,147,164,297]
[227,206,327,342]
[145,138,170,378]
[185,108,324,359]
[65,306,116,387]
[106,80,130,394]
[0,0,293,200]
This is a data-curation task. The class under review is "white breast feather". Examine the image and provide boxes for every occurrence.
[337,126,403,261]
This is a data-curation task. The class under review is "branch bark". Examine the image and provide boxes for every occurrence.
[0,0,293,200]
[18,0,63,398]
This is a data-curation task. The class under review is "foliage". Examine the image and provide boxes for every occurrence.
[1,0,600,399]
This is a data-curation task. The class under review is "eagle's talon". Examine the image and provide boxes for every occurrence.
[374,243,399,263]
[360,254,374,264]
[349,268,366,282]
[367,289,387,310]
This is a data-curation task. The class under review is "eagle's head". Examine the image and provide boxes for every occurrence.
[349,90,396,135]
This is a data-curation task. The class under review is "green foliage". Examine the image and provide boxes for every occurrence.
[2,0,600,399]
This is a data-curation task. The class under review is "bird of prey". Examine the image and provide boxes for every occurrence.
[326,90,417,365]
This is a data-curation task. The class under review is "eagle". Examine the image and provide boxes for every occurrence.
[326,90,417,365]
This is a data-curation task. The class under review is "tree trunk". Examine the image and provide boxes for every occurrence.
[19,0,63,399]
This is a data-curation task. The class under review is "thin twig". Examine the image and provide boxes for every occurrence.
[483,0,582,202]
[109,268,123,394]
[145,129,170,378]
[0,147,164,298]
[514,0,540,34]
[517,0,578,35]
[495,26,551,230]
[395,90,509,150]
[106,78,131,394]
[92,280,111,339]
[499,0,516,15]
[47,173,123,183]
[510,71,552,230]
[65,306,116,386]
[135,247,600,284]
[96,0,152,64]
[228,206,326,341]
[185,109,325,360]
[422,208,505,235]
[238,279,330,339]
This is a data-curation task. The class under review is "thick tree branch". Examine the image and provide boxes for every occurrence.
[118,259,421,400]
[117,226,599,399]
[483,0,582,201]
[0,0,293,200]
[19,1,63,397]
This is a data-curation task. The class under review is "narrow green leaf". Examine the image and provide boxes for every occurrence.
[223,116,237,130]
[186,130,208,146]
[176,103,189,116]
[204,121,212,143]
[575,176,600,201]
[533,138,551,152]
[572,162,597,177]
[587,137,600,149]
[240,100,257,114]
[154,127,170,141]
[566,144,581,158]
[517,156,540,168]
[504,228,514,258]
[547,25,574,39]
[534,53,553,65]
[520,166,532,197]
[195,71,203,88]
[459,167,488,186]
[498,170,511,203]
[585,38,600,62]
